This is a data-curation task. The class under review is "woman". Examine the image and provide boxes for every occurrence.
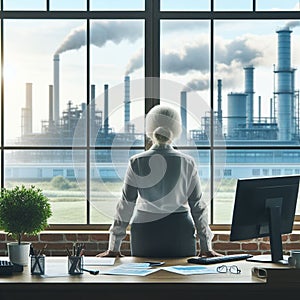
[97,105,221,258]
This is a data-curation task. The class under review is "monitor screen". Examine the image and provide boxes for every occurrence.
[230,175,300,263]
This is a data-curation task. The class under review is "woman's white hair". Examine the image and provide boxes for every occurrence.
[145,105,182,143]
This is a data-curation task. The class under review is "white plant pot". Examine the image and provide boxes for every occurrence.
[7,242,31,266]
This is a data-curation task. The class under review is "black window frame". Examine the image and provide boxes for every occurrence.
[1,0,300,231]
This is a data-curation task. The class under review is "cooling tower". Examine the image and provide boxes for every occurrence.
[227,93,247,138]
[276,28,293,141]
[124,76,130,133]
[53,54,60,125]
[180,90,187,142]
[104,84,109,135]
[244,66,254,126]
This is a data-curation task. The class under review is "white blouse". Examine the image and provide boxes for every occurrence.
[108,144,213,253]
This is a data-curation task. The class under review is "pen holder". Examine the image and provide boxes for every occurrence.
[30,255,45,275]
[68,256,83,275]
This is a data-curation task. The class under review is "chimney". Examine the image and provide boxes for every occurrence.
[244,65,254,127]
[217,79,223,127]
[180,90,187,143]
[276,28,293,140]
[21,82,33,136]
[53,54,60,125]
[104,84,109,136]
[124,76,130,133]
[49,84,54,126]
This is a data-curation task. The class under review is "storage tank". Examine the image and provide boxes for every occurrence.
[227,93,247,138]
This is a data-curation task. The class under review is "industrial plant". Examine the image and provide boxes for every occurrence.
[6,26,300,181]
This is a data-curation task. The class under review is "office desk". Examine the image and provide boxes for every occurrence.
[0,256,298,300]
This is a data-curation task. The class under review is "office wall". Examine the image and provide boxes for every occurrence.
[0,232,300,256]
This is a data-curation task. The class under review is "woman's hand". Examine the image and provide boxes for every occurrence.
[199,250,223,257]
[96,250,124,257]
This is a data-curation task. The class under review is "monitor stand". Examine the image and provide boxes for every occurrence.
[247,203,289,265]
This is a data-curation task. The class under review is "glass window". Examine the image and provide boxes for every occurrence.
[90,20,144,147]
[4,150,86,224]
[3,0,46,10]
[50,0,87,10]
[4,20,87,146]
[161,20,211,146]
[214,19,300,146]
[256,0,300,11]
[90,0,144,11]
[214,0,253,11]
[161,0,210,11]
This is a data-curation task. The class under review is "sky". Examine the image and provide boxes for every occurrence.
[3,0,300,141]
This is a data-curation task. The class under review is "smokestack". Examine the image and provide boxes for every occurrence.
[217,79,223,127]
[49,84,54,126]
[104,84,109,136]
[21,82,33,136]
[258,96,261,123]
[276,28,293,141]
[124,76,130,133]
[180,90,187,143]
[244,65,254,127]
[53,54,60,126]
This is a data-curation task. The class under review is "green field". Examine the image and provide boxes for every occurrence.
[5,178,300,224]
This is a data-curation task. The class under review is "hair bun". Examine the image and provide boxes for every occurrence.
[153,127,172,143]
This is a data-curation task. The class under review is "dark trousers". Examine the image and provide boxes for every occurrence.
[130,211,197,258]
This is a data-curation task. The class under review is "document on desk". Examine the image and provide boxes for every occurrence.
[161,265,218,275]
[82,256,115,266]
[100,263,159,276]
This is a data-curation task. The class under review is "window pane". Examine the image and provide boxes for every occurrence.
[161,0,209,11]
[4,150,86,224]
[90,0,144,11]
[90,20,144,147]
[90,149,142,224]
[3,0,46,10]
[50,0,86,10]
[161,20,210,146]
[214,0,252,11]
[214,20,300,146]
[256,0,300,11]
[4,20,87,146]
[214,149,300,224]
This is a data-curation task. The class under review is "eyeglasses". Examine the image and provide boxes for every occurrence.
[216,265,241,274]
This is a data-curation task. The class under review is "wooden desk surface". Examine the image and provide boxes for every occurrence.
[0,256,298,300]
[0,255,268,283]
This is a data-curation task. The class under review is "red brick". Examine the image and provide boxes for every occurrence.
[217,234,230,241]
[64,234,77,241]
[290,234,300,241]
[241,243,258,251]
[214,242,240,251]
[90,234,109,241]
[40,234,64,241]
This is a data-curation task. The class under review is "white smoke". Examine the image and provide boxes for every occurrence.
[125,36,263,90]
[55,20,143,55]
[284,21,300,29]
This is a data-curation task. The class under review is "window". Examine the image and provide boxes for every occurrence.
[1,1,300,229]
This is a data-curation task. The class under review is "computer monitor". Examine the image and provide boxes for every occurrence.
[230,174,300,264]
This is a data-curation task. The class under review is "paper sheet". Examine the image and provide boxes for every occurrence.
[161,265,219,275]
[100,267,160,276]
[82,256,115,266]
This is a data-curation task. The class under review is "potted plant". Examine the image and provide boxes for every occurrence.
[0,185,52,266]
